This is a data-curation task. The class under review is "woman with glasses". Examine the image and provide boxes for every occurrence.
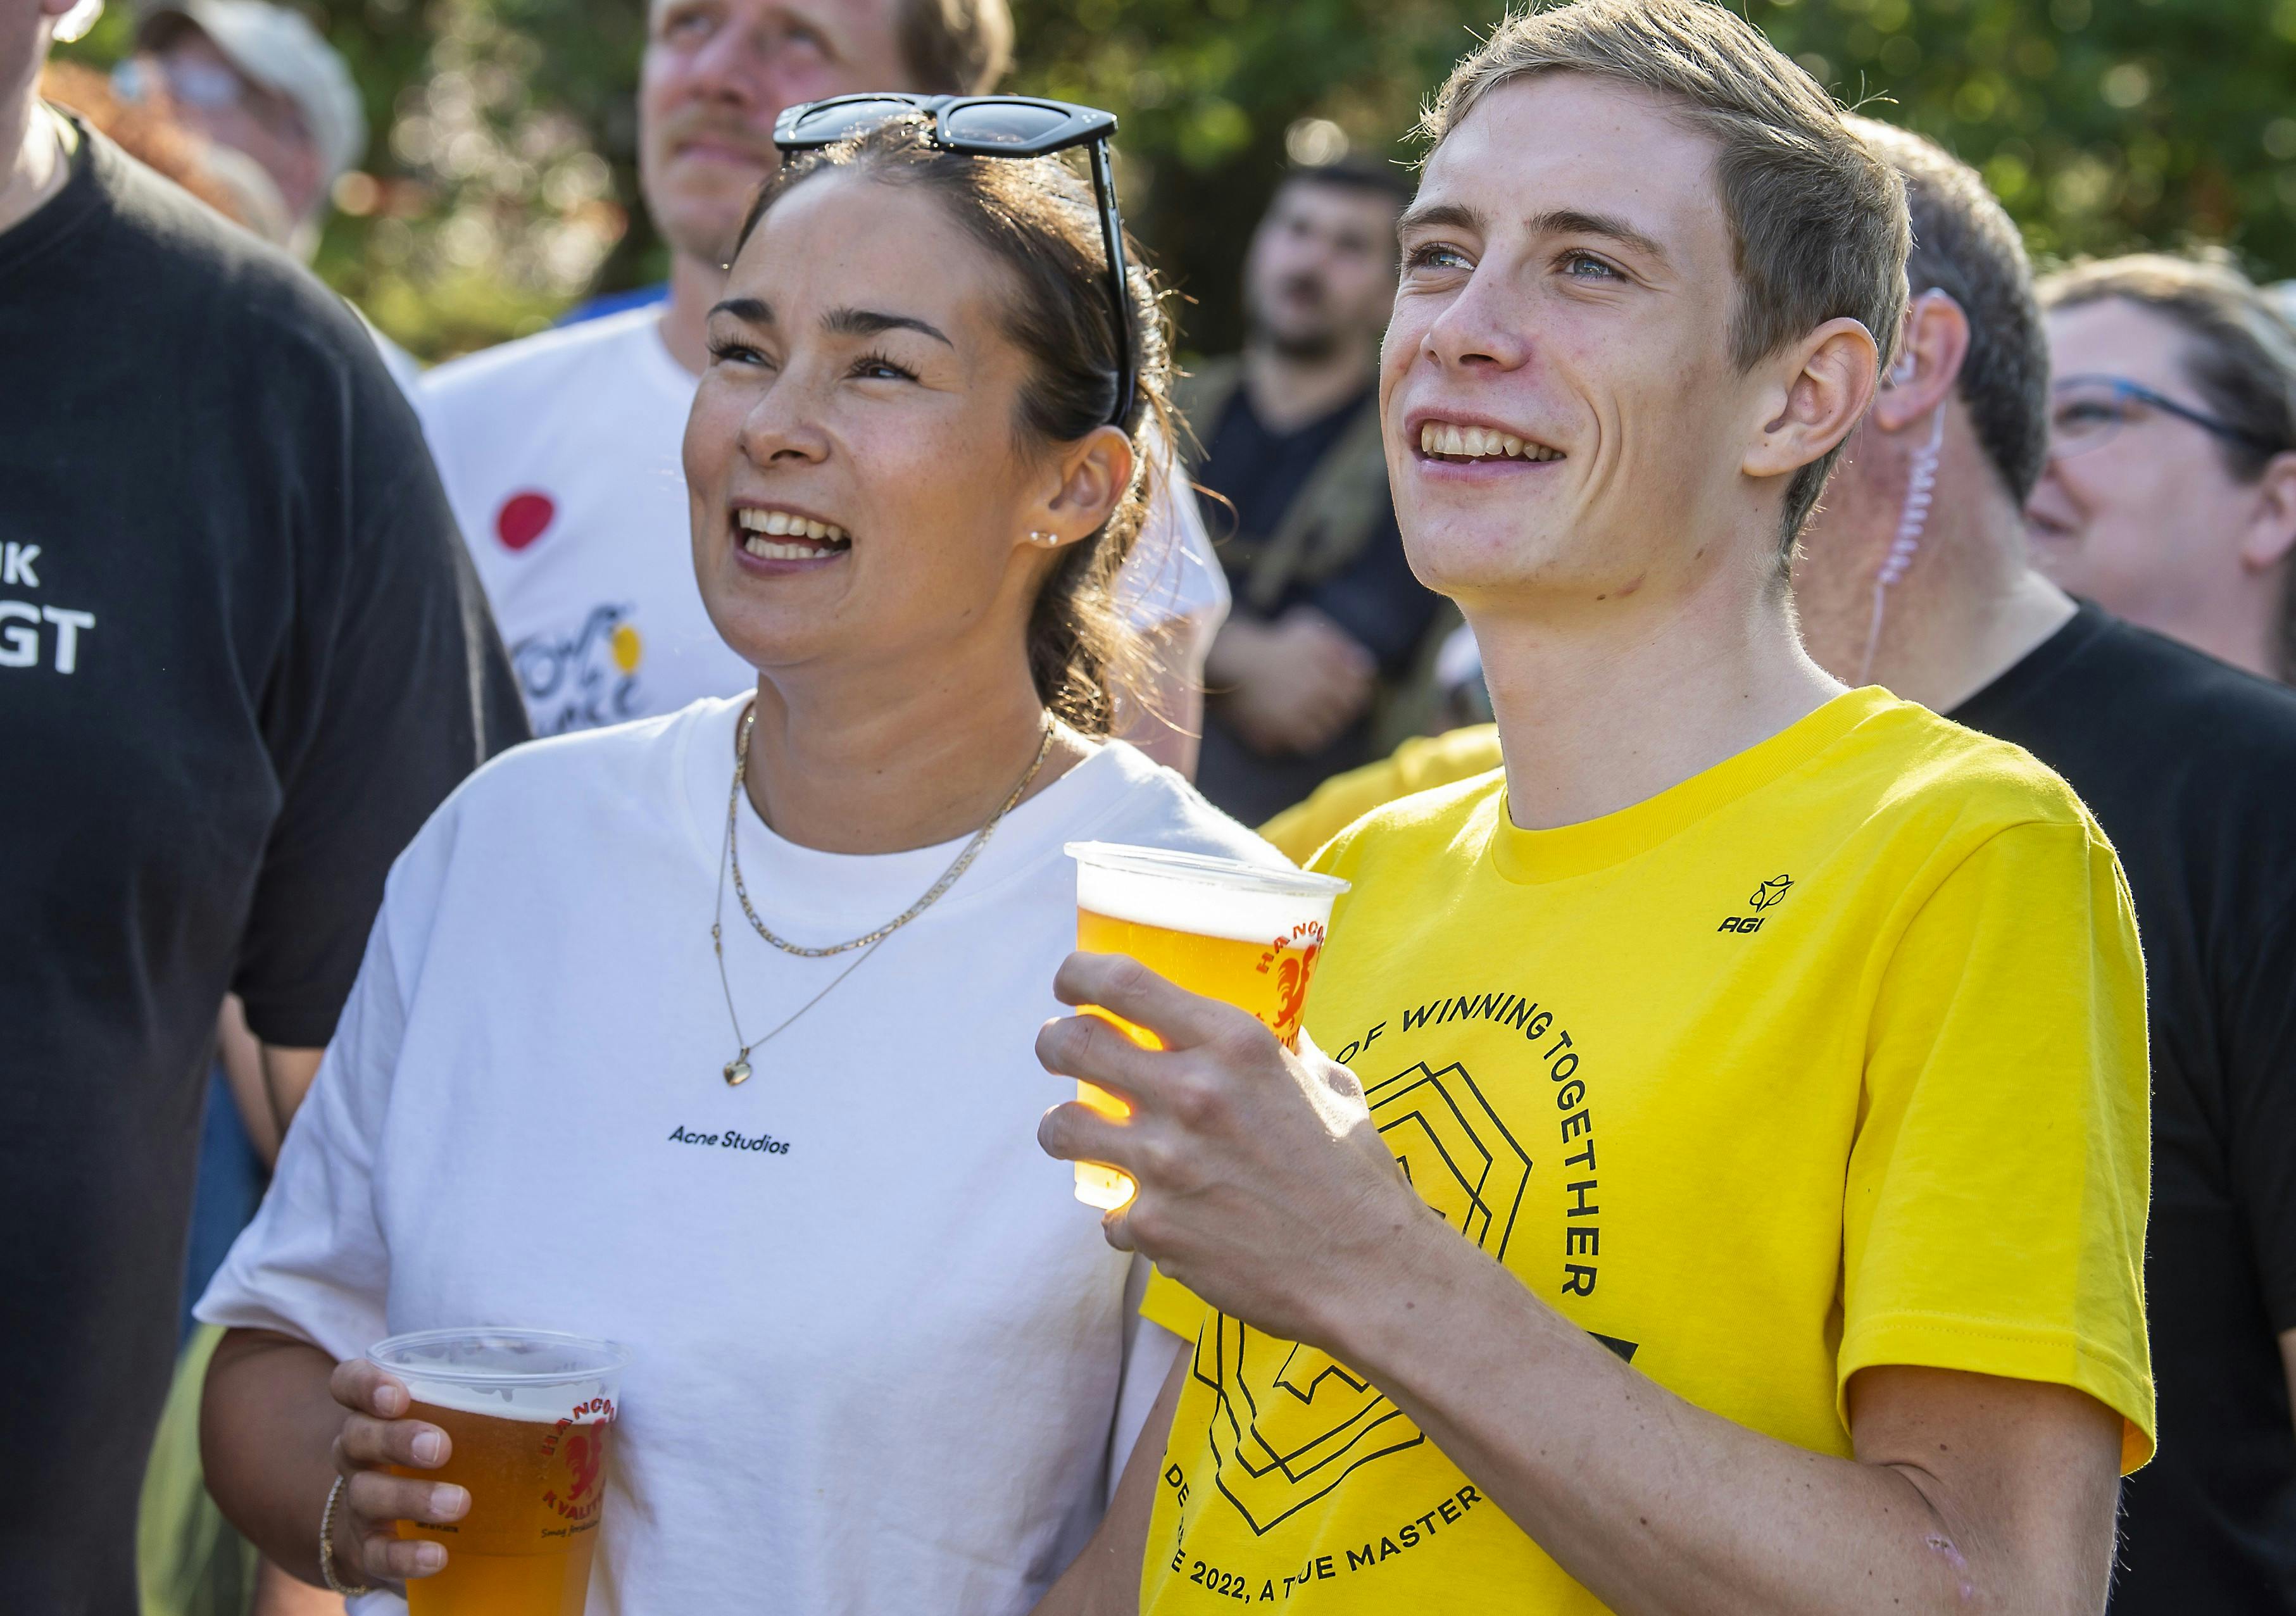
[2029,253,2296,682]
[194,104,1279,1612]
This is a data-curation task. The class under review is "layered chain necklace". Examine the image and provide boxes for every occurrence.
[712,705,1058,1085]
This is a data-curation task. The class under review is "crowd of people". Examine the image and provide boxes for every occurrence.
[7,0,2296,1612]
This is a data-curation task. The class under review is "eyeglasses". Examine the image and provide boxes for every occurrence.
[2047,373,2281,461]
[772,94,1135,430]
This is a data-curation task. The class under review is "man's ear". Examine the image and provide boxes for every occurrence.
[1869,293,1971,435]
[1744,316,1882,483]
[1020,425,1136,553]
[2238,450,2296,573]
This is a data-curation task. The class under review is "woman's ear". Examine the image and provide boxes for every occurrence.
[2238,449,2296,573]
[1020,426,1136,551]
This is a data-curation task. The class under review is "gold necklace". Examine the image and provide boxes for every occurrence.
[711,706,1058,1085]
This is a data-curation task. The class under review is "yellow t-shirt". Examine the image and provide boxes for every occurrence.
[1258,724,1506,865]
[1141,687,2152,1614]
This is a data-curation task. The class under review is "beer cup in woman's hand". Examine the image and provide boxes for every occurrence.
[328,1356,466,1585]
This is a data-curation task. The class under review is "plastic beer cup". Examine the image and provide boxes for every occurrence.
[370,1327,631,1616]
[1065,842,1348,1208]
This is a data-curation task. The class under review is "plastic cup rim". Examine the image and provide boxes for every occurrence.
[367,1325,634,1387]
[1064,840,1348,899]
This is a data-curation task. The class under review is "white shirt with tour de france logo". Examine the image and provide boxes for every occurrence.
[196,700,1285,1614]
[416,308,1231,737]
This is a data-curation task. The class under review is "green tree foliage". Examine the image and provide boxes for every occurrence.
[61,0,2296,360]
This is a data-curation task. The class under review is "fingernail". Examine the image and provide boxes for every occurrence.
[415,1542,447,1572]
[376,1385,406,1415]
[431,1485,468,1519]
[412,1430,443,1465]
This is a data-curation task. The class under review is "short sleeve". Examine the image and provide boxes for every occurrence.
[1141,1265,1208,1344]
[1839,818,2154,1471]
[1114,433,1231,649]
[196,894,405,1361]
[2226,909,2296,1331]
[231,355,527,1048]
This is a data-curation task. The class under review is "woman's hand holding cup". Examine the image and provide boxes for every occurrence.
[326,1357,467,1586]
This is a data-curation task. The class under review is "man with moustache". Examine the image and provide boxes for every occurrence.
[1183,158,1439,824]
[1032,3,2150,1610]
[418,0,1227,765]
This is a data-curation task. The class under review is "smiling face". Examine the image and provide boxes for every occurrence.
[1384,73,1821,612]
[2026,297,2275,634]
[639,0,908,266]
[683,170,1083,687]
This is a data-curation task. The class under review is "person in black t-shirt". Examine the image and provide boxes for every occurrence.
[1795,121,2296,1612]
[0,14,527,1611]
[1183,158,1441,825]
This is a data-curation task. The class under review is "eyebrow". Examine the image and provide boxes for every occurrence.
[707,299,955,349]
[1397,199,1486,239]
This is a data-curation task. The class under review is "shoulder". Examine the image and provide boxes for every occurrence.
[1841,696,2100,849]
[1077,741,1291,868]
[80,132,393,390]
[2078,614,2296,763]
[421,309,661,418]
[1311,767,1508,880]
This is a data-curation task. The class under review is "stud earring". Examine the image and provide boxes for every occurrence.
[1027,529,1061,547]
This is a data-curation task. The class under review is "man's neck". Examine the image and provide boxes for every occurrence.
[1848,482,2076,714]
[658,249,729,378]
[1473,548,1845,832]
[0,99,69,240]
[1241,339,1374,435]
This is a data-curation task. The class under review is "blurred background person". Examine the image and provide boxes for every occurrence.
[2029,252,2296,685]
[416,0,1227,767]
[1184,154,1441,824]
[1,4,526,1614]
[113,0,360,255]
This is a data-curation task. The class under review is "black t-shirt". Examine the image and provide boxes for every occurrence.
[1950,602,2296,1611]
[1194,382,1435,824]
[0,123,527,1615]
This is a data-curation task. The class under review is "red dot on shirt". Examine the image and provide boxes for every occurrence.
[496,491,556,551]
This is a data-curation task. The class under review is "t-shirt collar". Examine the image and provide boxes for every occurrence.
[1489,686,1898,886]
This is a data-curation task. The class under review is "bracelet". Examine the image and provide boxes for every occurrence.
[320,1473,380,1597]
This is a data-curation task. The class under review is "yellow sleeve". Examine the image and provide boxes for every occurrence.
[1840,818,2154,1471]
[1258,725,1504,864]
[1141,1265,1207,1342]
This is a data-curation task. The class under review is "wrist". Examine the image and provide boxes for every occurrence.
[1321,1208,1526,1389]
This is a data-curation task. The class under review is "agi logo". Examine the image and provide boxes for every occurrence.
[1717,874,1793,934]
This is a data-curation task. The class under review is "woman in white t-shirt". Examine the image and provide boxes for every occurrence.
[198,108,1276,1613]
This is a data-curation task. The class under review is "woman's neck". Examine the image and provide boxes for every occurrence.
[739,655,1084,855]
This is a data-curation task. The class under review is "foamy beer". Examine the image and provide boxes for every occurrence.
[1065,843,1348,1208]
[370,1328,631,1616]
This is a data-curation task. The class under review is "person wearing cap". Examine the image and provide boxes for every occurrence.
[413,0,1227,757]
[118,0,361,254]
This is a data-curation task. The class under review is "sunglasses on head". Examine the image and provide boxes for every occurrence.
[772,94,1136,431]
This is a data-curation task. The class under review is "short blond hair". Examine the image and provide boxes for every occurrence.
[1421,0,1910,546]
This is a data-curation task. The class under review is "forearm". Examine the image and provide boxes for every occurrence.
[1333,1229,2042,1615]
[203,1328,350,1586]
[1035,1358,1184,1616]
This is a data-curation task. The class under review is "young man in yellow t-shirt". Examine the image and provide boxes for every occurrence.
[1031,2,2152,1611]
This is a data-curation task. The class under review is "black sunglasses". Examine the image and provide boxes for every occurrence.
[773,94,1136,430]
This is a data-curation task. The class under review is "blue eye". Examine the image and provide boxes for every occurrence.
[1562,252,1619,279]
[1405,242,1471,272]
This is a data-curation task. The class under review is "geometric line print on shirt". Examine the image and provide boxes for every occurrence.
[1200,1061,1534,1535]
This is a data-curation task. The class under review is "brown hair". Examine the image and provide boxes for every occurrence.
[2040,251,2296,677]
[1419,0,1911,548]
[734,117,1171,734]
[1848,118,2050,504]
[897,0,1014,95]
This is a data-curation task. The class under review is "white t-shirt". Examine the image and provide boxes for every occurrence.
[418,311,1229,736]
[198,699,1280,1614]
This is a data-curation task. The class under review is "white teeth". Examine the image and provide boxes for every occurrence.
[735,509,849,544]
[1420,421,1560,462]
[744,535,843,561]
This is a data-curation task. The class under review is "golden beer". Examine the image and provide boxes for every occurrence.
[370,1329,629,1616]
[1067,844,1348,1208]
